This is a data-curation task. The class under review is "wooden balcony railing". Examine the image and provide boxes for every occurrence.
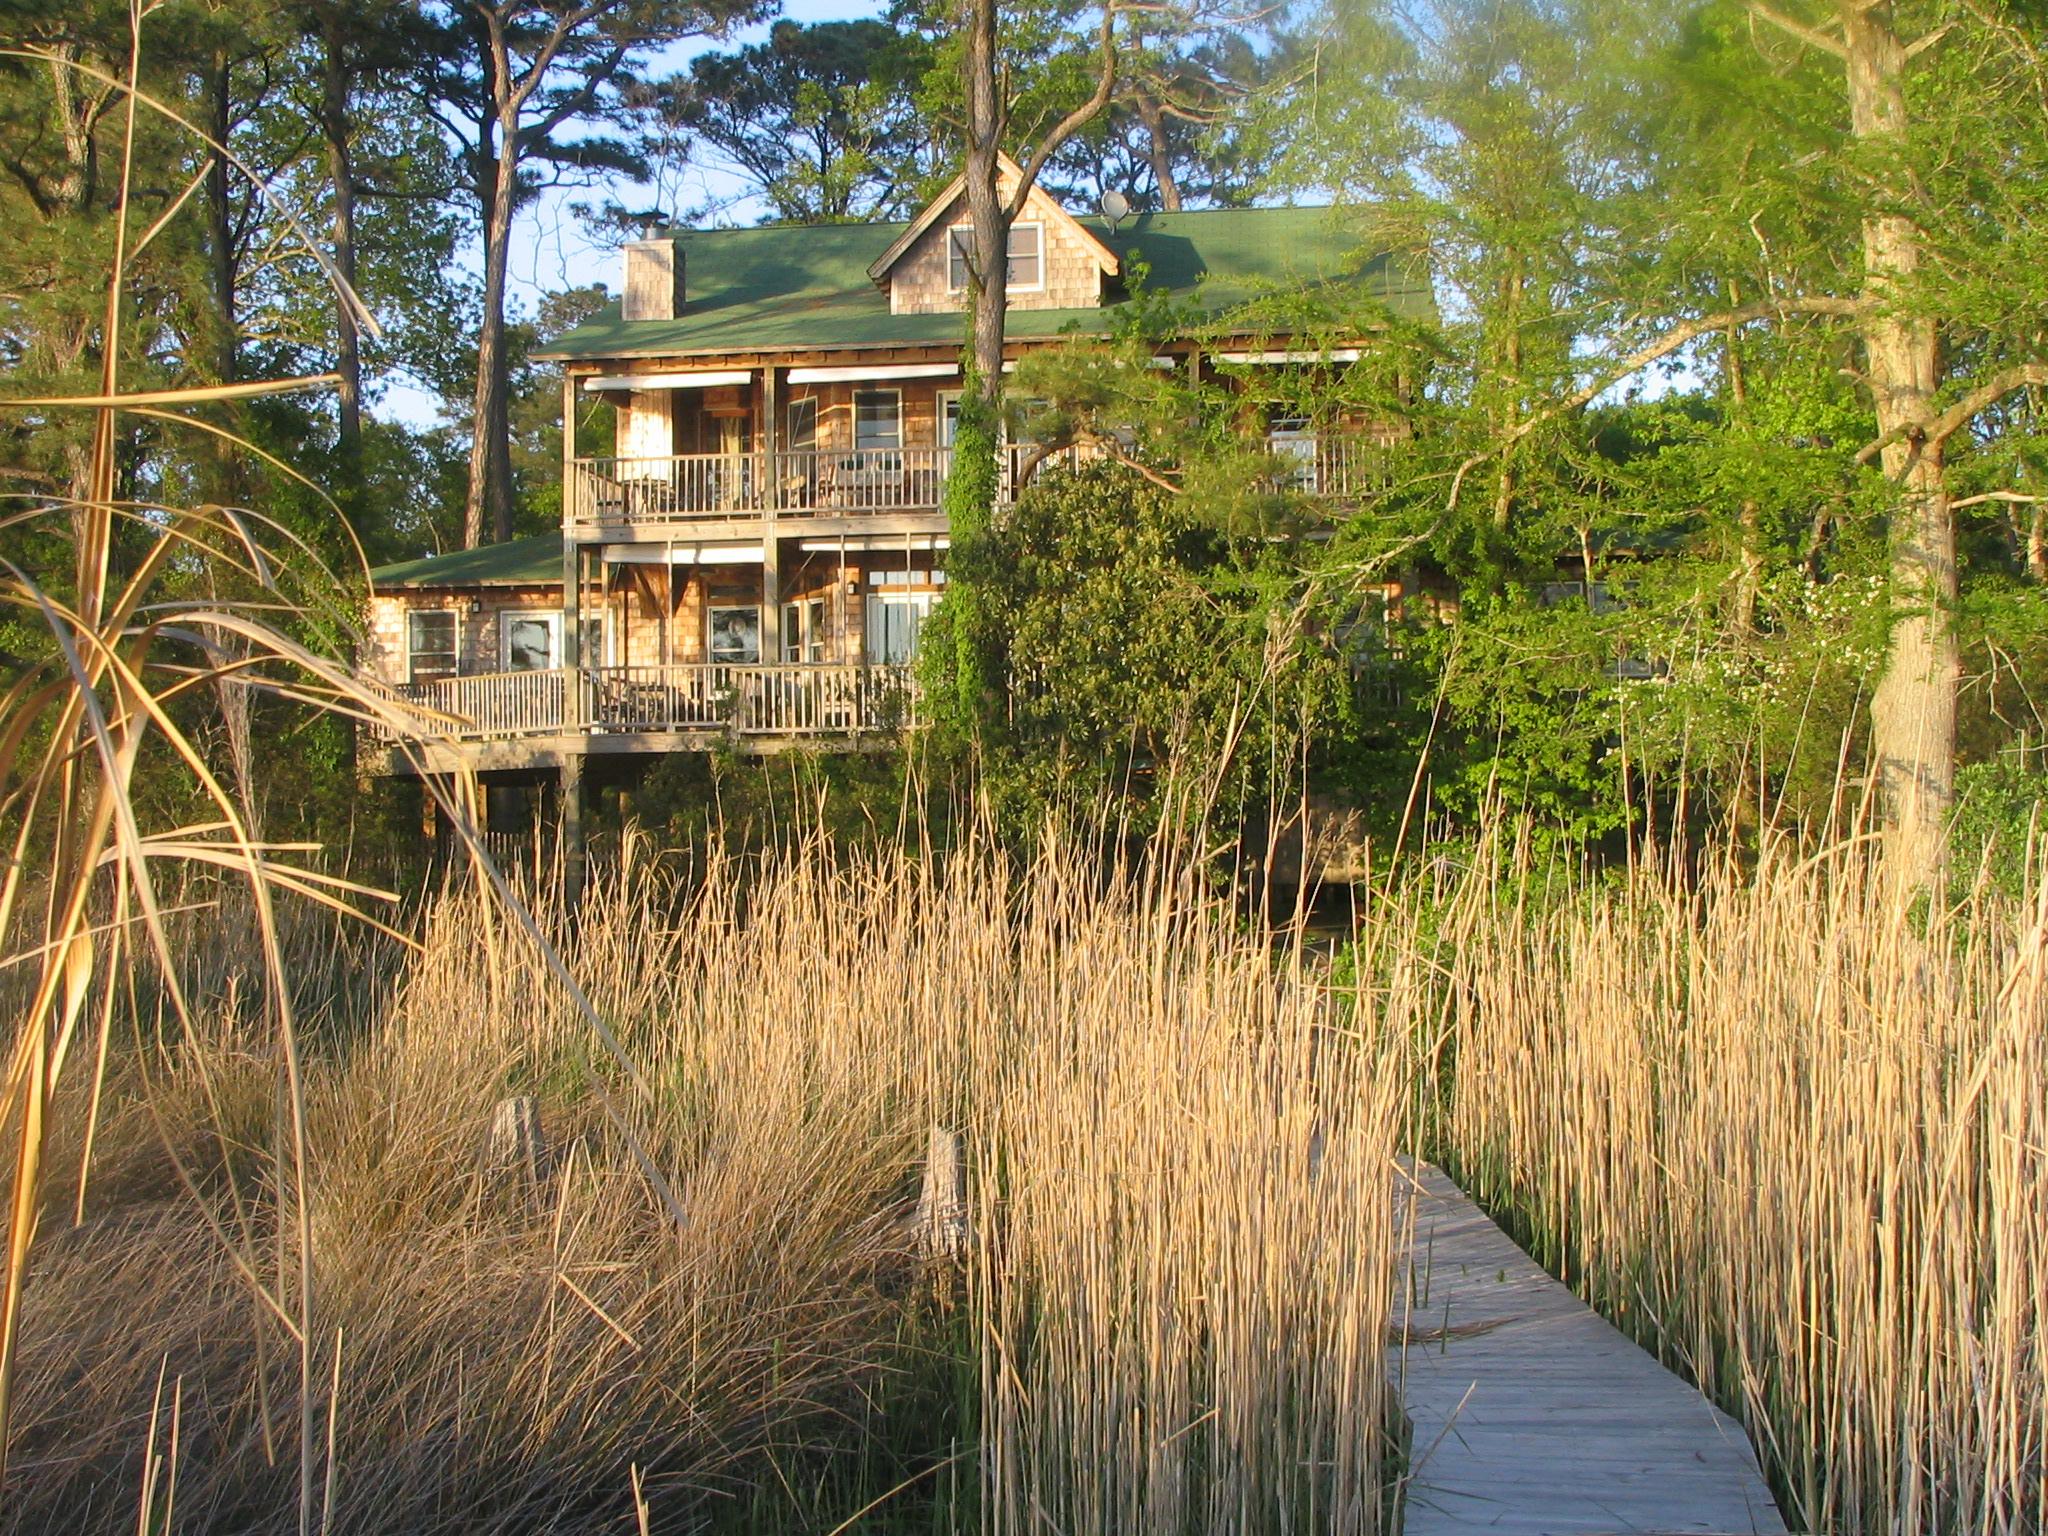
[565,436,1374,526]
[366,663,917,746]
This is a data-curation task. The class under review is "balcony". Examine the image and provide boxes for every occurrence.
[366,663,916,759]
[565,435,1384,529]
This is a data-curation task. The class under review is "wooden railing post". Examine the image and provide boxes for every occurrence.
[561,537,585,733]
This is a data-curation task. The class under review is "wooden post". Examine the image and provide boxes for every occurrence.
[561,369,577,523]
[561,749,586,912]
[561,538,584,729]
[914,1123,970,1261]
[761,365,782,665]
[485,1094,548,1201]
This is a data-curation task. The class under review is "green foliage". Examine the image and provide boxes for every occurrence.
[1951,755,2048,903]
[955,459,1387,835]
[922,380,1005,750]
[623,749,941,860]
[638,19,936,225]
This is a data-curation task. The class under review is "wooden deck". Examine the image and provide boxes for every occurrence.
[1394,1161,1788,1536]
[358,662,916,777]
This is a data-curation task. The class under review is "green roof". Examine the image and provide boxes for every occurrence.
[371,536,560,589]
[537,207,1432,361]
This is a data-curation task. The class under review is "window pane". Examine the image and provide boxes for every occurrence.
[787,397,817,450]
[854,391,900,452]
[948,228,971,290]
[1007,224,1042,287]
[504,616,555,671]
[408,610,458,679]
[708,605,760,664]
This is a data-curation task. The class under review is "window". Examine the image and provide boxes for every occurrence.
[781,597,827,664]
[787,396,818,451]
[1006,223,1043,288]
[865,591,937,664]
[864,568,943,665]
[499,611,603,671]
[407,609,458,682]
[947,222,1044,292]
[869,567,945,587]
[503,614,552,671]
[707,605,761,665]
[1268,414,1320,492]
[854,389,901,454]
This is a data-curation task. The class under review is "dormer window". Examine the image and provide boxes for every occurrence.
[948,222,1044,293]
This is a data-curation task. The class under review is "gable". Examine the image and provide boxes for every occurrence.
[868,154,1120,317]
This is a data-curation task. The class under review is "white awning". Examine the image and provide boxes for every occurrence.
[582,369,753,392]
[604,543,763,566]
[797,536,951,553]
[785,362,959,384]
[1211,349,1361,365]
[1000,356,1177,372]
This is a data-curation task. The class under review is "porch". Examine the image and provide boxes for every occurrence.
[567,443,1059,527]
[368,662,916,751]
[566,436,1386,529]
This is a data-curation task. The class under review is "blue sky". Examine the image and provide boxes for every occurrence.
[376,0,882,426]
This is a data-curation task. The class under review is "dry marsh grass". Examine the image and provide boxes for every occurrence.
[3,835,1402,1534]
[1400,837,2048,1534]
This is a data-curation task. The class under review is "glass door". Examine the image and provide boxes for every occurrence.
[864,591,937,665]
[780,598,827,664]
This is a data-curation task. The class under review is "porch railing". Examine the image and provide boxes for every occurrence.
[564,435,1374,525]
[1263,434,1387,498]
[366,663,916,745]
[570,452,762,523]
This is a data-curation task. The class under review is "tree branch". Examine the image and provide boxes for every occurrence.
[1952,490,2047,510]
[1748,2,1849,59]
[1904,21,1956,59]
[1447,295,1865,510]
[1854,363,2048,465]
[1009,6,1120,220]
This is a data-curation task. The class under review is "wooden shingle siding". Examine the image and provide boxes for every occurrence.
[620,390,674,459]
[366,586,561,685]
[889,185,1107,316]
[622,239,682,321]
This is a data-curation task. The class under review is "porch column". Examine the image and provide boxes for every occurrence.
[560,750,586,913]
[561,370,577,522]
[561,537,584,729]
[761,365,781,665]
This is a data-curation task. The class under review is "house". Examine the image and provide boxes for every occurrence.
[360,163,1429,872]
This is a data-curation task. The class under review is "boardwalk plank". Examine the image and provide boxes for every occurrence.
[1394,1161,1788,1536]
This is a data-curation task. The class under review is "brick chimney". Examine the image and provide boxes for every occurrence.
[622,239,683,320]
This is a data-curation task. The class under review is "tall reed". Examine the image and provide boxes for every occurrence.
[4,833,1402,1533]
[1400,836,2046,1534]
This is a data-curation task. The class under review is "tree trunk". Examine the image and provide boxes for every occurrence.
[1136,93,1182,210]
[206,54,247,510]
[320,14,363,479]
[963,0,1009,409]
[207,55,237,388]
[1491,257,1526,539]
[1841,1,1957,879]
[49,46,98,505]
[466,132,519,548]
[1726,305,1764,636]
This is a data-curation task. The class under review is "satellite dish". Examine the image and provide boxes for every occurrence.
[1100,189,1130,229]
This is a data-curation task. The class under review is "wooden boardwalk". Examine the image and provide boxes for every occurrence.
[1394,1161,1789,1536]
